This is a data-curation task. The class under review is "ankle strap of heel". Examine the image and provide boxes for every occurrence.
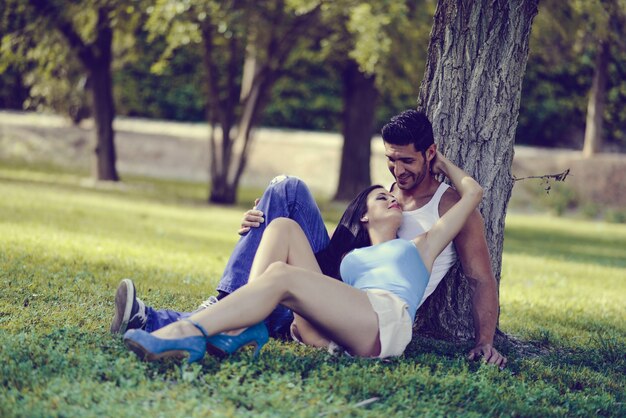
[183,319,210,339]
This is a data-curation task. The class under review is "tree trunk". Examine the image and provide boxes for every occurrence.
[87,8,117,181]
[208,81,272,204]
[582,40,610,158]
[208,50,272,204]
[86,8,118,181]
[202,5,321,204]
[334,60,378,201]
[210,174,238,204]
[89,62,118,181]
[414,0,538,340]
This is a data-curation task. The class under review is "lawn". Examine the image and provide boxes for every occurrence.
[1,162,624,417]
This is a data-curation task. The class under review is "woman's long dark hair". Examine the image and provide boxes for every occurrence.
[315,185,384,280]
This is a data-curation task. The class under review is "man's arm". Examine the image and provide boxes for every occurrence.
[453,209,506,368]
[440,192,507,368]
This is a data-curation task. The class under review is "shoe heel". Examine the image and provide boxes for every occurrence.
[204,322,269,358]
[186,347,206,364]
[252,324,269,358]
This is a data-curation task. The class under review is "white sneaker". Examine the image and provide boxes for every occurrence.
[197,295,219,310]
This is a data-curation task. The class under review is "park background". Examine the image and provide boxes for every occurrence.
[1,0,625,417]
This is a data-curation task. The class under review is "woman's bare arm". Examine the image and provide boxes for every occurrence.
[413,152,483,270]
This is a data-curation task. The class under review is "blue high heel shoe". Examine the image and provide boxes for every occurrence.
[205,322,269,358]
[123,319,209,364]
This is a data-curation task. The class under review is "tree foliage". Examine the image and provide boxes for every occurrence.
[1,0,141,121]
[516,0,626,150]
[146,0,324,203]
[2,0,624,171]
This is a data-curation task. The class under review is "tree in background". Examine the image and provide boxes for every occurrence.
[415,0,539,341]
[144,0,434,203]
[147,0,322,204]
[1,0,142,181]
[327,1,435,200]
[578,0,626,157]
[516,0,626,152]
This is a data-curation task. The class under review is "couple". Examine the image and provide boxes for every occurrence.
[114,110,507,367]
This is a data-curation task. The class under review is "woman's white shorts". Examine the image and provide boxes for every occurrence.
[289,288,413,358]
[365,289,413,358]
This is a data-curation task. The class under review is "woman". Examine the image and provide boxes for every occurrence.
[123,151,482,361]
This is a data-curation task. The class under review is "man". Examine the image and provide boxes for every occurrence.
[111,109,506,368]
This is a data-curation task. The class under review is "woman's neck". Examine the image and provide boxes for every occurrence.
[368,228,397,246]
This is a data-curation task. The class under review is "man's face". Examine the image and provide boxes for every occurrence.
[384,142,431,191]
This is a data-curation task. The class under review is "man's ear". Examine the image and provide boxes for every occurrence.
[425,144,437,162]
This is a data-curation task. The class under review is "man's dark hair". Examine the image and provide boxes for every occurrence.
[314,184,382,280]
[381,109,434,152]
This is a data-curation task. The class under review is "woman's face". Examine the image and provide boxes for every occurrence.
[362,187,403,229]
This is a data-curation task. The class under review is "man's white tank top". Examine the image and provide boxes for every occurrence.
[394,182,457,307]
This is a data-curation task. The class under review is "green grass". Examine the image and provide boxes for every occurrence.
[1,161,625,417]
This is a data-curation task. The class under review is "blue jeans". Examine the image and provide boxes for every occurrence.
[144,176,330,337]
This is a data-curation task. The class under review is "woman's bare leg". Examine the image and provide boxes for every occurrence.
[152,263,381,357]
[248,217,322,281]
[245,218,335,346]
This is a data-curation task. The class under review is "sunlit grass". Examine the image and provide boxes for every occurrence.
[1,161,624,417]
[501,216,625,352]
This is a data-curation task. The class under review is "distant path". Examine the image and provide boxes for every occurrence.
[1,110,624,206]
[0,111,349,196]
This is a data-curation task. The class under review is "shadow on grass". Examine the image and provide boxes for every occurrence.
[0,173,209,206]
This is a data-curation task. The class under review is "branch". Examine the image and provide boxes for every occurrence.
[513,169,570,182]
[513,169,570,194]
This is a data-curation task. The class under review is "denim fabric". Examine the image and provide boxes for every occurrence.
[217,175,330,293]
[144,305,195,333]
[143,175,330,337]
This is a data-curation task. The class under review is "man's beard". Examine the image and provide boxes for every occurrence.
[396,163,428,190]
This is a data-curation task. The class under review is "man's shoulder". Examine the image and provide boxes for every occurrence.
[438,185,461,215]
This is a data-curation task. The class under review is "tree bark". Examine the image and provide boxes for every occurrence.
[414,0,538,340]
[88,8,118,181]
[582,40,610,158]
[90,61,118,181]
[334,59,378,201]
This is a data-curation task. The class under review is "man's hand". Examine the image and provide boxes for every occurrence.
[238,198,264,235]
[468,343,507,369]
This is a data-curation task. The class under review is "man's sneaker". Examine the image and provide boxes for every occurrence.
[197,295,219,310]
[110,279,147,334]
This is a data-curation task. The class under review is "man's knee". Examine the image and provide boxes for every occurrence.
[268,175,300,193]
[268,175,312,201]
[269,174,292,186]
